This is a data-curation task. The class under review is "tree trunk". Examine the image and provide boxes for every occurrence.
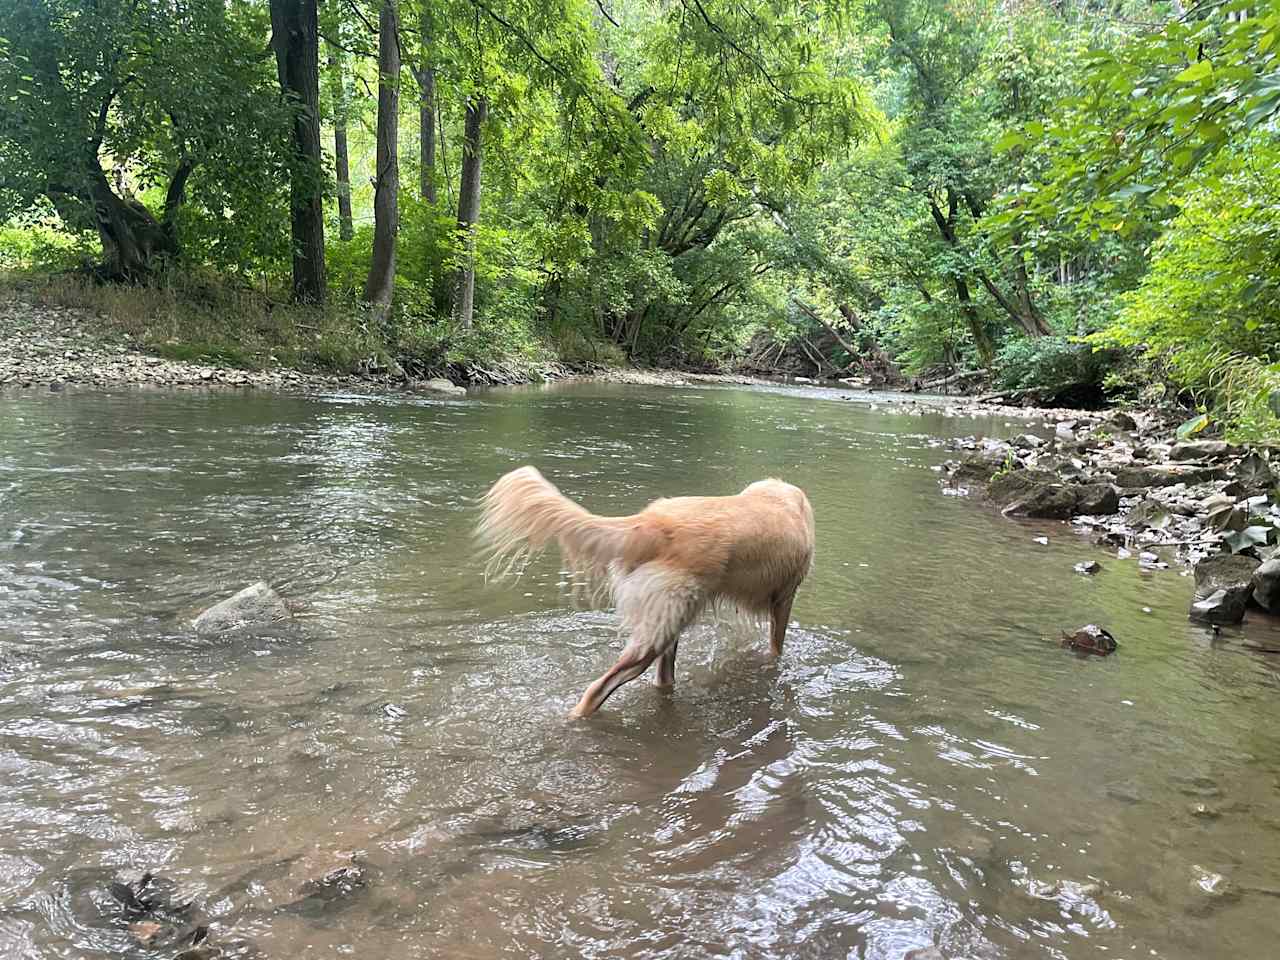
[416,6,437,204]
[327,40,354,241]
[952,275,993,364]
[74,150,191,281]
[927,193,994,363]
[364,0,399,318]
[451,95,487,330]
[270,0,326,304]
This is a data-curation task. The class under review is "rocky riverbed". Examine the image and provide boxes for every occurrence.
[937,407,1280,625]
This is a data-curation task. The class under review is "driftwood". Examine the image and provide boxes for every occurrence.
[787,299,906,386]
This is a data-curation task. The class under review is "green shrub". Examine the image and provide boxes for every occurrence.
[995,335,1120,402]
[0,221,98,270]
[1091,137,1280,432]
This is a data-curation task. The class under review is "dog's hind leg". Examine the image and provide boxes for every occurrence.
[769,589,796,657]
[572,564,700,716]
[570,642,658,718]
[653,639,678,689]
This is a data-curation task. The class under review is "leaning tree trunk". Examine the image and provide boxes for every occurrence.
[81,154,191,281]
[451,95,487,330]
[364,0,399,319]
[327,40,354,241]
[270,0,326,304]
[416,6,437,204]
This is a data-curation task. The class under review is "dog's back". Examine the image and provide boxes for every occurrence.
[626,481,814,613]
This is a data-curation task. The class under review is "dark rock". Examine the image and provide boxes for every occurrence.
[987,468,1057,505]
[1190,587,1249,624]
[1115,464,1228,487]
[1251,558,1280,612]
[1110,410,1138,431]
[952,453,1004,484]
[1074,561,1102,575]
[298,859,367,900]
[1004,482,1119,520]
[192,581,291,637]
[1236,451,1275,492]
[904,949,947,960]
[1061,624,1117,655]
[1194,554,1261,596]
[1170,440,1234,461]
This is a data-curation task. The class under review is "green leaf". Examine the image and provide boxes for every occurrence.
[1176,60,1213,84]
[1268,391,1280,419]
[1225,525,1272,554]
[994,130,1026,153]
[1112,182,1157,200]
[1176,413,1211,440]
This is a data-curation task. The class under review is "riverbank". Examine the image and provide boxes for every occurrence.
[938,407,1280,623]
[0,292,590,394]
[0,292,1126,425]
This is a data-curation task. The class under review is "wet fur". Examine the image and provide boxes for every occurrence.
[477,466,815,717]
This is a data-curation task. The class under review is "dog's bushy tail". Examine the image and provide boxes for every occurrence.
[477,466,635,594]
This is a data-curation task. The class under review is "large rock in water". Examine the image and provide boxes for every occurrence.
[952,452,1007,484]
[1252,558,1280,612]
[987,468,1058,505]
[1194,554,1261,595]
[1191,589,1249,624]
[422,377,466,396]
[193,581,291,636]
[1003,482,1120,520]
[1190,555,1259,625]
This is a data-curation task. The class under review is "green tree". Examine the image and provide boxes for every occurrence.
[0,0,286,279]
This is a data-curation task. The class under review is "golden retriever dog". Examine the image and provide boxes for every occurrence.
[478,466,814,717]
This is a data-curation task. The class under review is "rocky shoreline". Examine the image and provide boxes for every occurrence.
[938,407,1280,625]
[0,295,557,395]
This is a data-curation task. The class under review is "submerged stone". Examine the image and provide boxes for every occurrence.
[1190,587,1249,625]
[192,581,291,637]
[1061,624,1117,655]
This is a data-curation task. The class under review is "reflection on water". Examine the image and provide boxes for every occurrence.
[1,382,1278,960]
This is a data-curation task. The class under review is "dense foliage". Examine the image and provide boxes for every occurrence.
[1,0,1277,433]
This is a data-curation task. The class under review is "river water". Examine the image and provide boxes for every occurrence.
[1,382,1277,960]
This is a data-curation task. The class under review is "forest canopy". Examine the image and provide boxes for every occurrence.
[2,0,1278,434]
